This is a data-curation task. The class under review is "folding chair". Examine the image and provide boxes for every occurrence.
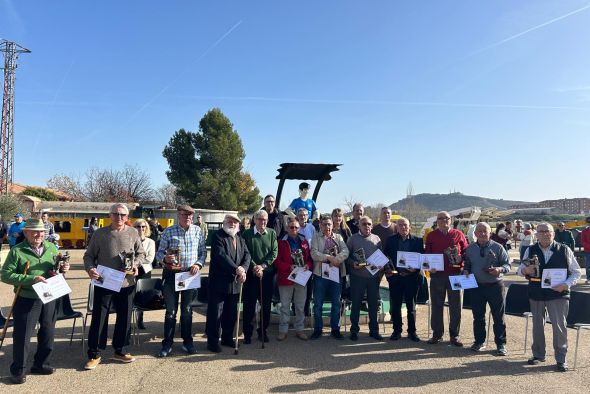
[504,283,532,354]
[131,278,166,345]
[54,293,84,345]
[566,291,590,370]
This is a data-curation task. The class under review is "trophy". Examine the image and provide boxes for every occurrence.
[444,246,461,268]
[485,250,497,273]
[524,254,540,281]
[49,251,70,277]
[353,248,368,268]
[384,261,398,276]
[165,247,182,271]
[326,245,338,257]
[291,249,305,267]
[120,251,135,276]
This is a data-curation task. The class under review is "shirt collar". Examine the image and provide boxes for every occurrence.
[254,226,267,235]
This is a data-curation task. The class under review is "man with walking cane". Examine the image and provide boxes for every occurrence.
[242,210,278,345]
[206,214,250,353]
[1,219,70,384]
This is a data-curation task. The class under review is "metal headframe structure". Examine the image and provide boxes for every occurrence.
[0,39,31,194]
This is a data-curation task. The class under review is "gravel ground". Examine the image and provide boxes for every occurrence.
[1,249,589,393]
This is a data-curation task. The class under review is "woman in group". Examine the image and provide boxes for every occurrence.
[133,218,156,329]
[331,208,352,243]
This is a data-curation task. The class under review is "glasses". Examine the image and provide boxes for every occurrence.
[288,226,300,230]
[111,213,127,217]
[361,223,372,226]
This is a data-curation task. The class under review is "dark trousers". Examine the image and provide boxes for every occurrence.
[10,297,56,376]
[242,272,273,338]
[162,269,196,347]
[349,274,380,334]
[388,274,420,334]
[430,274,461,339]
[87,285,134,359]
[470,283,506,345]
[206,287,238,345]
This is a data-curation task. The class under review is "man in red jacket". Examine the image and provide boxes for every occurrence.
[425,211,468,346]
[580,217,590,284]
[275,216,313,341]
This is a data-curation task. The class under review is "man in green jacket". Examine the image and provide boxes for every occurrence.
[242,210,278,343]
[1,219,70,384]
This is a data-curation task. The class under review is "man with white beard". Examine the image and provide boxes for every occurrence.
[205,214,251,353]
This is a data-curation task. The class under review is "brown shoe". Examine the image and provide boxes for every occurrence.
[277,332,288,341]
[296,331,308,341]
[450,337,464,347]
[427,337,442,344]
[84,357,101,370]
[112,353,136,363]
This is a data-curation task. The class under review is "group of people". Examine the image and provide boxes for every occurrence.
[1,199,587,384]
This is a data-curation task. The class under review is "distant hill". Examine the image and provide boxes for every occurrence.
[390,192,534,212]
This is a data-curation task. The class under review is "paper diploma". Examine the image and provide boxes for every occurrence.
[175,271,201,291]
[448,274,478,290]
[321,263,340,283]
[32,274,72,304]
[420,254,444,271]
[363,249,388,275]
[92,265,126,292]
[288,267,312,286]
[396,251,422,269]
[541,268,567,289]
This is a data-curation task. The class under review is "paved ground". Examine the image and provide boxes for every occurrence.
[1,249,589,393]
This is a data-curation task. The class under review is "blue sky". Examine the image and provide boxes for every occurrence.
[1,0,589,211]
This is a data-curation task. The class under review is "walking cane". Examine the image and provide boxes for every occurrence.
[0,261,31,350]
[234,280,243,355]
[259,274,265,349]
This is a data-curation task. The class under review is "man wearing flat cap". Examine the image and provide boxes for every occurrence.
[1,219,70,384]
[155,204,207,357]
[205,213,251,352]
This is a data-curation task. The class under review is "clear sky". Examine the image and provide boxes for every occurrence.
[1,0,589,211]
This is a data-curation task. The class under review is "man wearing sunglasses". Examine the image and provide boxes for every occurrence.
[425,211,468,347]
[463,222,511,355]
[83,203,146,370]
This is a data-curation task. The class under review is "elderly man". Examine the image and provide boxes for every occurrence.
[1,219,70,384]
[297,207,316,244]
[346,216,383,341]
[425,211,468,346]
[464,222,511,355]
[40,213,55,241]
[156,205,207,357]
[242,210,278,343]
[83,203,145,370]
[347,203,364,234]
[8,212,26,248]
[372,207,396,246]
[310,215,349,340]
[518,223,581,372]
[384,218,424,342]
[262,194,287,239]
[205,214,250,353]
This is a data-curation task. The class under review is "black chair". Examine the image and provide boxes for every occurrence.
[566,291,590,370]
[0,307,13,329]
[504,283,532,354]
[54,293,84,346]
[131,278,166,345]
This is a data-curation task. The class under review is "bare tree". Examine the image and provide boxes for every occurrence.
[47,165,154,203]
[155,184,182,208]
[342,196,360,214]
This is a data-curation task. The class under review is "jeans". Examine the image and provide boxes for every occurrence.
[313,275,341,332]
[162,269,196,347]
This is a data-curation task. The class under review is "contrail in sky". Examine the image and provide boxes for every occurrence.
[125,20,242,123]
[464,3,590,59]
